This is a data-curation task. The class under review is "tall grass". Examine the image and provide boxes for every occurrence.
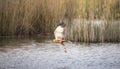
[0,0,120,42]
[0,0,66,36]
[64,0,120,42]
[64,19,120,42]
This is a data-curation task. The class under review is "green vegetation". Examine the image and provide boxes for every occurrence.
[0,0,120,42]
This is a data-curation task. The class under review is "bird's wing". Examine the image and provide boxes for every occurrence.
[54,26,64,40]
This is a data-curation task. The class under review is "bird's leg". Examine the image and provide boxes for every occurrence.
[61,41,67,53]
[61,41,64,46]
[63,47,67,53]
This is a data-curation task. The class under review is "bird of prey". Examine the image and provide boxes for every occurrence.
[53,22,66,46]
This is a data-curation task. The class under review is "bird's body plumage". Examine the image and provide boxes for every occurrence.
[54,26,64,40]
[53,26,65,46]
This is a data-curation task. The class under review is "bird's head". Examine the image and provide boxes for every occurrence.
[57,22,66,27]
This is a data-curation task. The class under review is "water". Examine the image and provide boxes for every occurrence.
[0,37,120,69]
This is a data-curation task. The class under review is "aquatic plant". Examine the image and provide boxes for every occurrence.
[0,0,119,42]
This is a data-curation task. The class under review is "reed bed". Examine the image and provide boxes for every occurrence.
[0,0,66,36]
[0,0,120,42]
[64,19,120,42]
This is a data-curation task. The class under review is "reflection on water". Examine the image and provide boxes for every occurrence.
[0,37,120,69]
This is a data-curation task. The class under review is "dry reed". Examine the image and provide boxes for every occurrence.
[0,0,119,42]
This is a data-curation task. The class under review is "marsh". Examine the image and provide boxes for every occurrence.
[0,0,120,69]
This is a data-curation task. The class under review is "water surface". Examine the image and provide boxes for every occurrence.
[0,37,120,69]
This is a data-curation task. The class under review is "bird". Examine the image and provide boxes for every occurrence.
[53,22,66,46]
